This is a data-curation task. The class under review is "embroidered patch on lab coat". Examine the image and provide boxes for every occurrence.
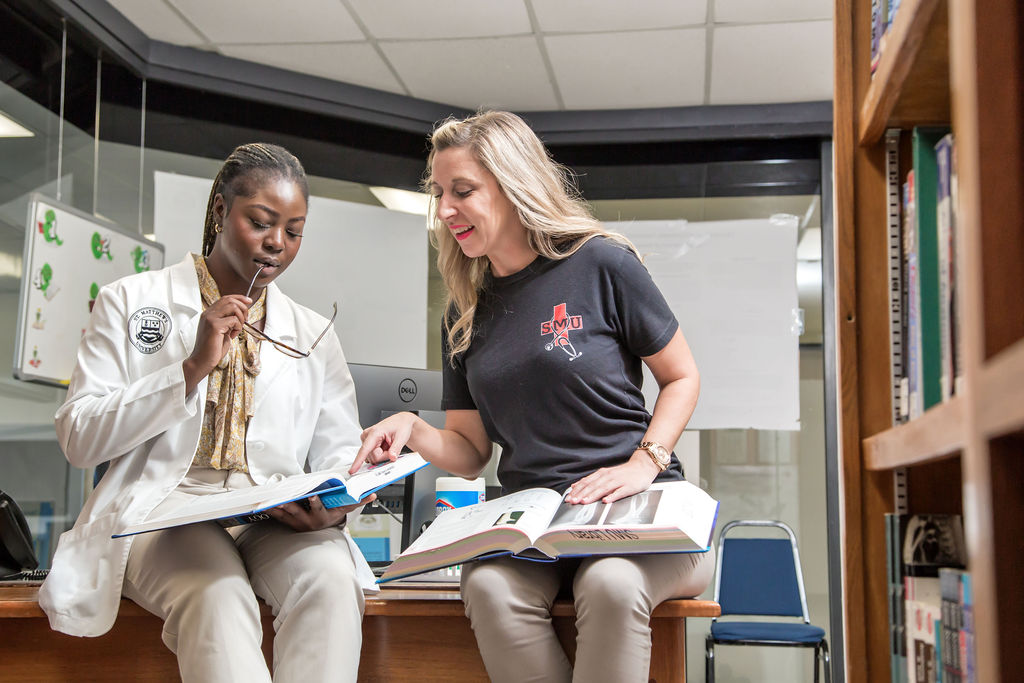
[128,307,171,354]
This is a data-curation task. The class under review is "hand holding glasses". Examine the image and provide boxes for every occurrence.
[242,265,337,359]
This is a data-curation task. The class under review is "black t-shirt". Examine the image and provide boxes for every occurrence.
[442,237,686,494]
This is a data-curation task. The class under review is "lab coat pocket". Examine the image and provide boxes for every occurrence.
[42,512,125,616]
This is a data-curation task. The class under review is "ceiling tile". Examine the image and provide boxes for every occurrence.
[107,0,206,45]
[167,0,364,44]
[545,29,706,110]
[347,0,531,39]
[714,0,831,23]
[709,21,832,104]
[381,36,558,111]
[219,43,404,94]
[532,0,706,33]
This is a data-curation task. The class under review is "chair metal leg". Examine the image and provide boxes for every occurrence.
[821,638,832,683]
[705,636,715,683]
[813,644,820,683]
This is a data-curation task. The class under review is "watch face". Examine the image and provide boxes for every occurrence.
[643,442,670,465]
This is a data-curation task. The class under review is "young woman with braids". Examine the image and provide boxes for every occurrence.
[40,143,373,682]
[351,111,715,682]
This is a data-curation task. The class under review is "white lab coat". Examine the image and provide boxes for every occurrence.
[39,254,376,638]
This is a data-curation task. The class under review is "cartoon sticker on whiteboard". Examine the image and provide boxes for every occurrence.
[131,246,150,273]
[91,232,113,260]
[37,209,63,246]
[32,307,45,330]
[28,346,41,369]
[128,307,171,354]
[33,263,60,301]
[88,282,99,313]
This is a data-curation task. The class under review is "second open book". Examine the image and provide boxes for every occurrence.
[380,480,719,582]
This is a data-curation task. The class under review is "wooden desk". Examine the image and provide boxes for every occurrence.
[0,584,719,682]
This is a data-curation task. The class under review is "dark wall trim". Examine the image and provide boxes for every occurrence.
[46,0,832,144]
[523,102,833,145]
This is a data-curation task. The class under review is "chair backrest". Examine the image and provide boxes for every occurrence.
[712,520,810,622]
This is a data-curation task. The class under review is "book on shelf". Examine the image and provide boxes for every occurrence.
[901,513,967,683]
[904,170,922,420]
[885,129,908,425]
[934,134,956,401]
[886,513,910,683]
[939,567,975,683]
[888,0,902,28]
[936,133,965,397]
[379,480,719,583]
[112,452,428,538]
[871,0,888,74]
[887,513,968,683]
[905,597,941,683]
[911,127,953,413]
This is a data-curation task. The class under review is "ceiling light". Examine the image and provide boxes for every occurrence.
[0,112,34,138]
[0,251,22,278]
[368,186,430,216]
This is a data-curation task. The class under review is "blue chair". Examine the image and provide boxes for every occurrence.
[705,520,831,683]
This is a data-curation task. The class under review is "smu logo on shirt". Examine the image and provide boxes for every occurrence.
[541,303,583,361]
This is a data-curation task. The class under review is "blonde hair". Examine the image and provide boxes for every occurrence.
[424,111,638,363]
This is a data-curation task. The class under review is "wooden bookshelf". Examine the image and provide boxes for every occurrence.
[858,0,950,145]
[834,0,1024,682]
[978,338,1024,438]
[863,396,964,470]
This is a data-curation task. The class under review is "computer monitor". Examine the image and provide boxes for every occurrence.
[346,362,448,557]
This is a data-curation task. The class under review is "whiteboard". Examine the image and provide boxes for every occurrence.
[14,194,165,387]
[611,217,800,430]
[154,172,428,368]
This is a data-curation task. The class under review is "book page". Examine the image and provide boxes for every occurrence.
[403,488,562,554]
[128,470,347,533]
[532,481,719,557]
[343,452,427,501]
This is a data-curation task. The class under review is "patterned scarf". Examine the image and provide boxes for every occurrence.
[191,254,266,472]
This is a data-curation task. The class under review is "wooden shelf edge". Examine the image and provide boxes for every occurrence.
[863,395,964,469]
[858,0,944,145]
[979,337,1024,438]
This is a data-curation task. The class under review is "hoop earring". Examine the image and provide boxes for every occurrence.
[214,223,223,233]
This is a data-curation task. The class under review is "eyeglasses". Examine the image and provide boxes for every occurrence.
[241,264,336,359]
[242,302,336,358]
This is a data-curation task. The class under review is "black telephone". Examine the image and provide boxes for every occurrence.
[0,489,39,579]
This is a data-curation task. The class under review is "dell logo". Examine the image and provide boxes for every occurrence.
[399,378,418,403]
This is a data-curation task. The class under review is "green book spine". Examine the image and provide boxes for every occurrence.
[912,127,951,411]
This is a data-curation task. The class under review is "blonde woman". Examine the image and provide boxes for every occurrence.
[353,111,714,682]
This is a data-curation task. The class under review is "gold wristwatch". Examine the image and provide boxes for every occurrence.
[638,441,671,472]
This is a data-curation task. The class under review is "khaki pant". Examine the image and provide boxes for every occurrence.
[460,547,715,683]
[124,468,364,683]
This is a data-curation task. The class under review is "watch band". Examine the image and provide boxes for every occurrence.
[638,441,670,472]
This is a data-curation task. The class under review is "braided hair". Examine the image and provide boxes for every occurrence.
[201,143,310,256]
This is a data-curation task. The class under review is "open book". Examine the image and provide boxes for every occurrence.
[380,480,718,582]
[113,453,427,538]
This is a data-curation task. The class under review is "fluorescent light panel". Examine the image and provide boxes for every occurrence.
[368,186,430,216]
[0,111,34,138]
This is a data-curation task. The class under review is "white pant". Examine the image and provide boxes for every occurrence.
[124,468,364,683]
[460,548,715,683]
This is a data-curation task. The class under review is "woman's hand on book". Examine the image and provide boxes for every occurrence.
[564,458,659,505]
[350,412,419,474]
[267,493,374,532]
